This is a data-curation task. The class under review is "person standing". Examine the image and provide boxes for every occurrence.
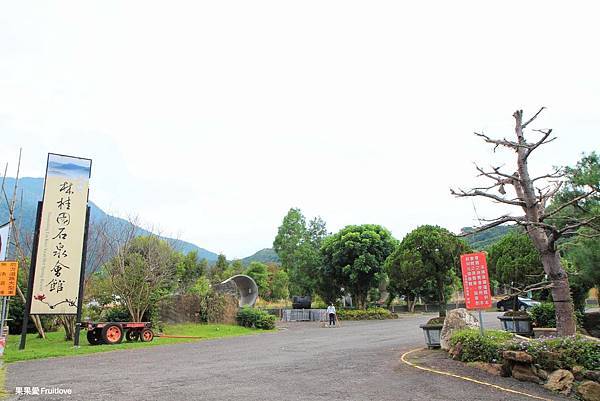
[326,303,336,326]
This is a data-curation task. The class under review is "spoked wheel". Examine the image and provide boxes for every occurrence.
[101,323,124,345]
[140,328,154,342]
[87,329,101,345]
[125,330,139,342]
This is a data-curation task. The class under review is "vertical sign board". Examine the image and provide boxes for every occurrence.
[0,262,18,296]
[30,154,91,315]
[460,252,492,310]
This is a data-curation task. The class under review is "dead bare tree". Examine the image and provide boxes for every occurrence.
[452,108,599,336]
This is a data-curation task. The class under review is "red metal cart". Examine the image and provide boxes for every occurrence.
[84,322,154,345]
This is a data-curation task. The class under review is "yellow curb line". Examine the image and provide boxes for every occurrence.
[400,348,551,401]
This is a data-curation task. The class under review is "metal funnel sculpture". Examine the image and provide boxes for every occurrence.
[218,274,258,307]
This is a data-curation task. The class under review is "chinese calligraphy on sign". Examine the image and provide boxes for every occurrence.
[460,252,492,310]
[0,261,18,296]
[30,154,91,314]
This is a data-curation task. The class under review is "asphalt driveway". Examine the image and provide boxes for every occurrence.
[6,313,565,401]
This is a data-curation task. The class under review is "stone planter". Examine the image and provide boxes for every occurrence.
[498,315,533,336]
[420,323,443,349]
[533,327,558,338]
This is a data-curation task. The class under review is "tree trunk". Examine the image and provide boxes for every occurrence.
[59,315,75,341]
[407,296,416,313]
[355,292,367,310]
[438,280,447,317]
[541,251,577,335]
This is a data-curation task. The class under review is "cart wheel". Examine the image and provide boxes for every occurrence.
[140,328,154,342]
[101,323,124,345]
[87,330,101,346]
[125,330,139,342]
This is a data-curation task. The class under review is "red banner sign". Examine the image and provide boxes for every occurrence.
[460,252,492,309]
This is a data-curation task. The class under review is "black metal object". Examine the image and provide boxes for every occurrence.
[73,206,90,347]
[19,202,43,350]
[419,323,443,349]
[498,315,533,336]
[291,296,311,309]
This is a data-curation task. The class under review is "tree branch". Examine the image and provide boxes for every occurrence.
[451,188,526,207]
[458,216,523,237]
[521,107,546,129]
[525,128,556,159]
[541,189,597,221]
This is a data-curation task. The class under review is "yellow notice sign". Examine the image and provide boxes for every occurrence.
[31,154,91,314]
[0,261,18,296]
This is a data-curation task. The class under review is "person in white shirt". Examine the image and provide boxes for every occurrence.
[326,303,336,326]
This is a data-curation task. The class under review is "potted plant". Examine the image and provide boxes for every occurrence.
[497,310,532,336]
[419,317,445,348]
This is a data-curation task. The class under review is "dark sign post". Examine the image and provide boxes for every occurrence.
[73,207,90,347]
[19,202,43,350]
[460,252,492,336]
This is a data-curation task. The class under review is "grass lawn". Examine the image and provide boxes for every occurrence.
[3,324,269,364]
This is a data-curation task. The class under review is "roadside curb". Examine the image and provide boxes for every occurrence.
[400,348,551,401]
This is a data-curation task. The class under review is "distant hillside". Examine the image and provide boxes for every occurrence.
[461,224,515,250]
[0,177,219,263]
[241,248,280,265]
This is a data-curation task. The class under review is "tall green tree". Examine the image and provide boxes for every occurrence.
[209,253,229,283]
[397,225,469,317]
[245,262,270,298]
[176,250,208,293]
[273,208,327,296]
[320,224,397,309]
[558,152,600,307]
[487,231,544,289]
[385,247,436,312]
[270,269,290,300]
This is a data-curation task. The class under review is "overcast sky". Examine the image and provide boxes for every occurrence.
[1,1,598,258]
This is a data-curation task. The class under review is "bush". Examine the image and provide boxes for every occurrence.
[530,302,583,328]
[529,302,555,327]
[101,305,130,322]
[450,329,513,363]
[336,308,398,320]
[507,336,600,371]
[236,307,277,330]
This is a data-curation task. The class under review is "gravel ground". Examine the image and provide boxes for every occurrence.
[6,313,563,401]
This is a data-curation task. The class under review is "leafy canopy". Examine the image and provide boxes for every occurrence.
[320,224,397,308]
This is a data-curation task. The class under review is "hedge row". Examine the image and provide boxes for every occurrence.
[336,307,398,320]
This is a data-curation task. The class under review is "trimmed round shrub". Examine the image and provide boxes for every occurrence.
[530,302,584,328]
[450,329,513,363]
[236,307,277,330]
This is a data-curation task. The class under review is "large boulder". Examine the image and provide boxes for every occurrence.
[502,350,533,364]
[440,308,480,350]
[577,381,600,401]
[469,362,503,376]
[512,364,541,383]
[544,369,574,395]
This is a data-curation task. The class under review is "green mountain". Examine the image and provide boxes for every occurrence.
[461,224,515,250]
[0,177,219,263]
[241,248,280,265]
